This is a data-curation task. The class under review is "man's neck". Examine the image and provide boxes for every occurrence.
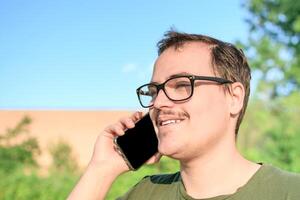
[179,139,261,199]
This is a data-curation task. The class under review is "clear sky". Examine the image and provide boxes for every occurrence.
[0,0,250,110]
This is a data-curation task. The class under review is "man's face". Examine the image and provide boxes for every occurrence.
[149,42,231,161]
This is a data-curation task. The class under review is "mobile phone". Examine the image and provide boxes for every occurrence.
[114,113,158,170]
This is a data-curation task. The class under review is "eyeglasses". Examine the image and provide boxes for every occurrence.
[136,75,233,108]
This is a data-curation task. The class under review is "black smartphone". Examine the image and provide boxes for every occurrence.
[114,113,158,170]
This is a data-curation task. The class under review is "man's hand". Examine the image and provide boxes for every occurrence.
[90,111,144,173]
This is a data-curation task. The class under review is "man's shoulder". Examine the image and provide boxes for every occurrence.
[277,166,300,186]
[261,164,300,195]
[263,164,300,183]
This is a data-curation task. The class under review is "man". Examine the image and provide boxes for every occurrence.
[67,30,300,200]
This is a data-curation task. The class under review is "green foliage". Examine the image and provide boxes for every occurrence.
[0,116,79,200]
[238,0,300,173]
[239,92,300,172]
[244,0,300,44]
[0,116,40,172]
[0,168,78,200]
[49,140,79,173]
[0,116,31,142]
[242,0,300,96]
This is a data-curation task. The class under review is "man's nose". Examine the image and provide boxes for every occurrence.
[152,89,173,108]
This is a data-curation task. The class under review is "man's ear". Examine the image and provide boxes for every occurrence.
[229,82,245,116]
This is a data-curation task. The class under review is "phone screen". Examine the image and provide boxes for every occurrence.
[115,113,158,170]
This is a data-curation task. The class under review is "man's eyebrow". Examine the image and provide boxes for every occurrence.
[169,72,192,79]
[150,72,193,84]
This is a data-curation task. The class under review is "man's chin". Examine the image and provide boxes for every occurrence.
[158,143,181,159]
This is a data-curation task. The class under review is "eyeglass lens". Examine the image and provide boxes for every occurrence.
[138,77,193,107]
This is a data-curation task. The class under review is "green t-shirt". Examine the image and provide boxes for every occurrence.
[117,164,300,200]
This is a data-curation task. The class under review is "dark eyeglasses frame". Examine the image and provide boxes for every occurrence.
[136,75,234,108]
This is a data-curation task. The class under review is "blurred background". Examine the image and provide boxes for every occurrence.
[1,0,300,199]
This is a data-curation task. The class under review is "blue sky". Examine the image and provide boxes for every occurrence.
[0,0,250,110]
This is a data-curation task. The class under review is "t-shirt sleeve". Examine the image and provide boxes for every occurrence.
[283,171,300,199]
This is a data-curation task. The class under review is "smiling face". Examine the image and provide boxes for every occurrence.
[149,42,233,161]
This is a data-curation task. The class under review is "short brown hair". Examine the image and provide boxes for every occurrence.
[157,30,251,135]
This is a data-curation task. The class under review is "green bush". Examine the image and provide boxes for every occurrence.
[0,116,40,173]
[239,93,300,172]
[49,140,79,174]
[0,116,79,200]
[0,168,78,200]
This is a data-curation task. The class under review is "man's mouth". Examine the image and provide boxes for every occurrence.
[154,110,189,128]
[158,119,183,126]
[160,119,183,126]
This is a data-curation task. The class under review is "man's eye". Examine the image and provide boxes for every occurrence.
[148,90,156,96]
[175,82,191,88]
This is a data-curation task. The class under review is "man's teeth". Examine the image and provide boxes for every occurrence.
[161,119,182,126]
